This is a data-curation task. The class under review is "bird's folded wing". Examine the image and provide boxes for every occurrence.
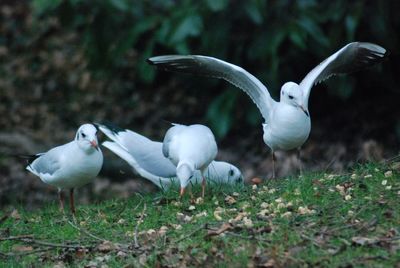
[300,42,387,107]
[28,151,61,176]
[148,55,276,122]
[162,124,186,158]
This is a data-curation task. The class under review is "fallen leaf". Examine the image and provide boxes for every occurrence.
[352,236,378,246]
[12,245,33,252]
[10,209,21,220]
[214,210,223,221]
[85,261,98,268]
[158,226,168,236]
[53,261,66,268]
[384,170,393,177]
[256,226,272,234]
[243,217,253,228]
[75,248,87,259]
[97,241,117,253]
[225,195,236,205]
[116,251,127,258]
[206,223,233,237]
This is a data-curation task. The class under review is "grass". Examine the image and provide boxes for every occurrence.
[1,162,399,267]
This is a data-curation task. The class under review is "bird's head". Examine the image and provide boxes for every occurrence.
[280,82,309,116]
[177,162,194,196]
[75,124,100,152]
[228,165,244,185]
[210,161,243,185]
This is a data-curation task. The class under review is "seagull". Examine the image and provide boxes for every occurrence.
[25,123,103,215]
[98,123,242,191]
[147,42,387,178]
[162,124,218,197]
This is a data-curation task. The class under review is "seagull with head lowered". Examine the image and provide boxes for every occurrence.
[147,42,387,178]
[26,123,103,215]
[163,124,217,197]
[98,123,241,193]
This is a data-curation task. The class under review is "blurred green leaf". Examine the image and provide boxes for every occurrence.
[205,0,229,12]
[245,2,263,25]
[288,27,307,49]
[32,0,62,15]
[109,0,129,11]
[345,15,358,41]
[326,76,354,99]
[298,17,329,47]
[207,90,239,139]
[169,15,203,44]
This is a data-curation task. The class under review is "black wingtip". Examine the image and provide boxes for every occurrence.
[146,58,155,65]
[99,121,126,134]
[161,119,174,126]
[13,154,42,165]
[92,122,100,132]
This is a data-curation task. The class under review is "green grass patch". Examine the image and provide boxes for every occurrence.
[1,162,399,267]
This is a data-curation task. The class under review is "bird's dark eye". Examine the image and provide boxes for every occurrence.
[229,170,234,176]
[281,91,285,95]
[288,95,294,100]
[81,132,86,138]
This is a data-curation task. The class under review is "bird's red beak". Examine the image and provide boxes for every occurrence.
[90,140,98,148]
[180,187,185,197]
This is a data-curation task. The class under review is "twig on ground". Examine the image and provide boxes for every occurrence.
[300,233,323,248]
[0,237,92,249]
[0,235,34,241]
[0,248,51,258]
[134,202,147,248]
[113,201,128,221]
[67,220,106,242]
[0,213,10,226]
[173,224,206,244]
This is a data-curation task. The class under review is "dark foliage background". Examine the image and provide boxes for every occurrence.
[1,0,399,207]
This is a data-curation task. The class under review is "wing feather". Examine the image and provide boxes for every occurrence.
[148,55,276,122]
[300,42,387,107]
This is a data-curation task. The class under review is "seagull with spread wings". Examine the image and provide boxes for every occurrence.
[148,42,387,178]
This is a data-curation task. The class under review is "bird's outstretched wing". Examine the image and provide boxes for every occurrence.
[148,55,277,122]
[300,42,387,107]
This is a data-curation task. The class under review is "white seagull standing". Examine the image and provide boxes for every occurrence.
[98,123,242,190]
[26,123,103,215]
[162,124,218,197]
[147,42,387,178]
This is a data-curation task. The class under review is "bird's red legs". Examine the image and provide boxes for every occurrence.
[201,176,206,198]
[58,189,65,213]
[69,188,76,217]
[272,151,276,179]
[297,148,303,176]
